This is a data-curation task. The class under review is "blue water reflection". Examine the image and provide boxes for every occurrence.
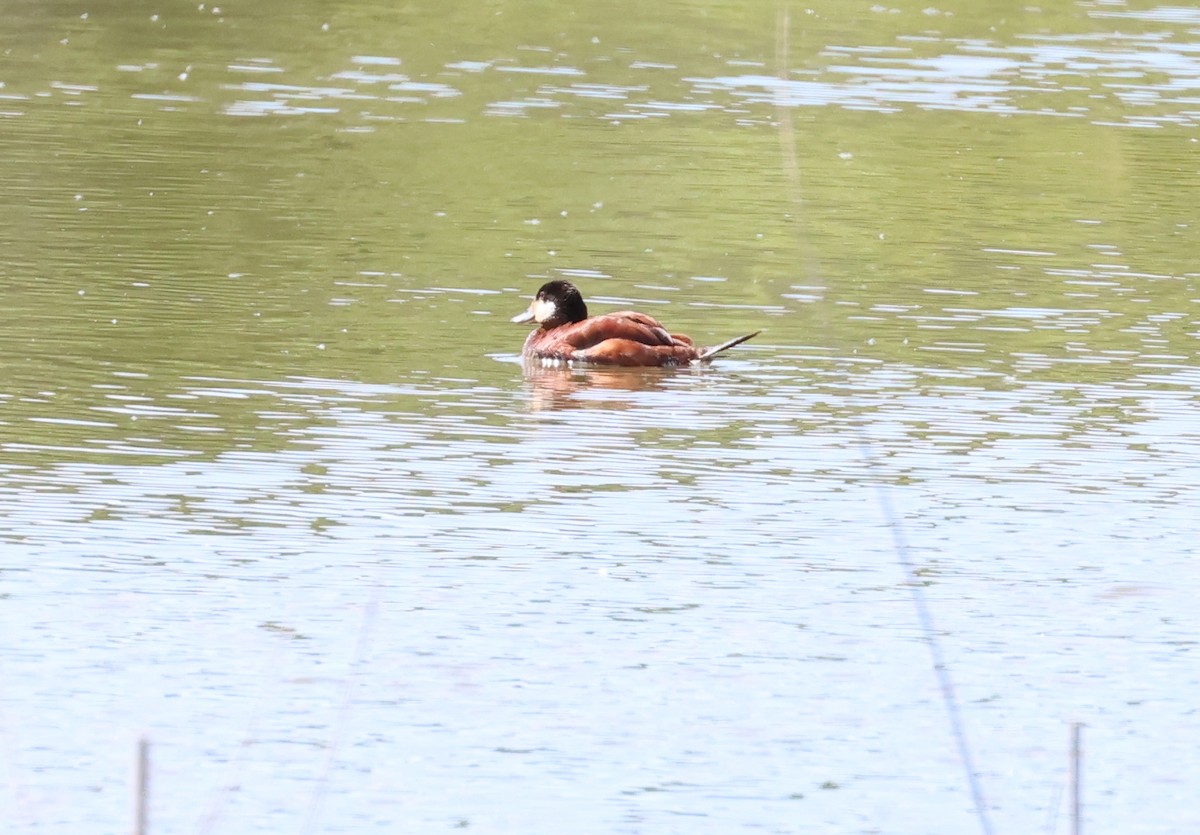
[5,360,1199,831]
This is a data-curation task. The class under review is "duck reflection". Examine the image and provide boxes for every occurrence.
[521,359,680,411]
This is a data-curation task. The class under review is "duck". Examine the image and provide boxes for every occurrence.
[511,280,760,367]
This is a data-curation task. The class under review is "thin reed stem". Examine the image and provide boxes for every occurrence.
[135,736,150,835]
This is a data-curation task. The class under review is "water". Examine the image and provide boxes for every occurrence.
[2,1,1199,833]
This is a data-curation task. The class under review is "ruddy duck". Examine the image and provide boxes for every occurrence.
[512,280,760,367]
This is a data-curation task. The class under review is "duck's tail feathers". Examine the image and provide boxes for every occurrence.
[696,330,761,362]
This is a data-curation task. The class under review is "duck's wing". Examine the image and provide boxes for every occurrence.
[575,338,702,367]
[551,312,679,351]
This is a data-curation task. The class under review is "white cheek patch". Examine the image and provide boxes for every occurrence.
[533,298,557,322]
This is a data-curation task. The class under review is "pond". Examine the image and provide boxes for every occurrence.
[2,1,1198,833]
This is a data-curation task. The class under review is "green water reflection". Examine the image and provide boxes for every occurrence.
[2,0,1197,469]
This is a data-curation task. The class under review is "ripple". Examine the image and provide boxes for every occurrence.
[689,32,1200,127]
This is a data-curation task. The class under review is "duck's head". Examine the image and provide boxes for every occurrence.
[511,280,589,329]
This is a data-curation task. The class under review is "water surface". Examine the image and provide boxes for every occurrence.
[2,1,1199,833]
